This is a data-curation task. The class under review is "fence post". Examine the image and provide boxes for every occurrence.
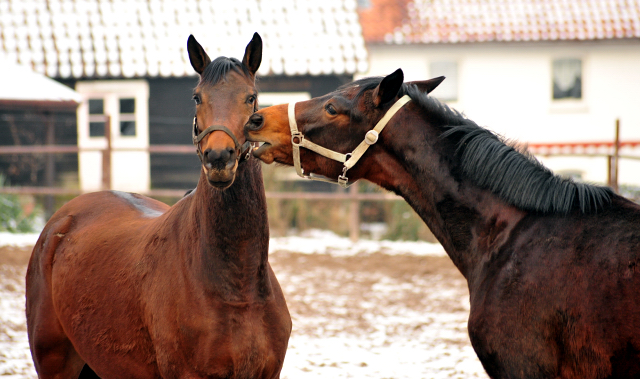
[612,119,620,193]
[607,155,613,188]
[102,115,112,190]
[44,113,56,218]
[348,182,360,242]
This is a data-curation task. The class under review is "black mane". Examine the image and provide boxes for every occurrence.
[199,56,250,86]
[344,77,613,214]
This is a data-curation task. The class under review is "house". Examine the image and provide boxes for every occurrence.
[357,0,640,187]
[0,0,368,192]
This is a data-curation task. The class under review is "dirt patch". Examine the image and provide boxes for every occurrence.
[1,244,486,378]
[0,246,32,267]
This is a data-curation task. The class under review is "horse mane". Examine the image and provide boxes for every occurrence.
[199,56,251,86]
[344,77,613,214]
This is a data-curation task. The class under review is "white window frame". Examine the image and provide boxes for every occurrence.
[549,57,588,114]
[76,80,149,150]
[75,80,150,192]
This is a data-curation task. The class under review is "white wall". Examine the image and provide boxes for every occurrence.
[360,40,640,186]
[76,80,150,193]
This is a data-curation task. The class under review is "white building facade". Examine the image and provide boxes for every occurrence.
[357,0,640,187]
[361,40,640,185]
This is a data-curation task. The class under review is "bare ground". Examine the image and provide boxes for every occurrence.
[0,245,487,378]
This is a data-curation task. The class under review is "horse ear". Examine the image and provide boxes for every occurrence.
[372,68,404,107]
[407,76,446,94]
[242,32,262,76]
[187,35,211,75]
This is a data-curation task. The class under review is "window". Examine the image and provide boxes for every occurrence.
[429,61,458,102]
[88,99,105,137]
[75,80,150,192]
[552,58,582,100]
[119,98,136,136]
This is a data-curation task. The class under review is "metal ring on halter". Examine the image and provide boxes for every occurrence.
[291,132,303,146]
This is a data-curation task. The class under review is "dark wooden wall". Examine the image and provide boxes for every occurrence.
[1,74,353,190]
[0,108,77,187]
[147,74,353,190]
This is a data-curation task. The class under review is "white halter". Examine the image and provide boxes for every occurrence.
[287,95,411,187]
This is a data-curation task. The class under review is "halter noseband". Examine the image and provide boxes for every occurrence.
[288,94,411,188]
[192,116,253,163]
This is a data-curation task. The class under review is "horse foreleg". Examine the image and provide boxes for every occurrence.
[28,304,86,379]
[27,216,86,379]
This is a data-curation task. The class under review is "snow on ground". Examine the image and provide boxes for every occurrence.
[0,265,33,379]
[269,229,447,257]
[0,230,487,378]
[0,233,40,249]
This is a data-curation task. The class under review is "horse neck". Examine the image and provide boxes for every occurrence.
[373,115,526,282]
[190,158,271,301]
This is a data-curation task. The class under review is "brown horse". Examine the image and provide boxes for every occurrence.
[245,69,640,378]
[26,33,291,379]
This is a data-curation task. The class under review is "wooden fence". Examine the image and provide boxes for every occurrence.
[0,132,401,241]
[2,119,640,241]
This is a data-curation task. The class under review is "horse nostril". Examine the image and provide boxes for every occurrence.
[246,113,264,131]
[224,147,234,161]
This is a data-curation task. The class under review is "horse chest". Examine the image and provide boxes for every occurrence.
[153,302,288,379]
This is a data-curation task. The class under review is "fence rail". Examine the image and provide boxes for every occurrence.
[0,142,402,241]
[2,118,640,240]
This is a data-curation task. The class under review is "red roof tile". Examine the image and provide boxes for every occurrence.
[359,0,640,44]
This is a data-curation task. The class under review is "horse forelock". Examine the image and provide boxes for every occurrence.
[199,56,252,87]
[402,84,613,215]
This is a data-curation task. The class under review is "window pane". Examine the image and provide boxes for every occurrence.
[120,121,136,136]
[88,99,103,114]
[120,98,135,113]
[89,122,105,137]
[553,59,582,100]
[429,61,458,101]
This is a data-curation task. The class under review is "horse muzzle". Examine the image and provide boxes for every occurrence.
[202,147,239,188]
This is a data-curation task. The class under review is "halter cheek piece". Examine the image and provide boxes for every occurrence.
[192,116,253,163]
[288,94,412,188]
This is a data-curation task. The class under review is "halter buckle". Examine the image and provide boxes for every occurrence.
[291,132,303,146]
[338,165,350,188]
[365,130,379,145]
[338,175,348,188]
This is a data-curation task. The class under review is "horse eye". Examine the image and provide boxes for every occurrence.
[247,95,256,105]
[192,95,201,105]
[326,104,337,116]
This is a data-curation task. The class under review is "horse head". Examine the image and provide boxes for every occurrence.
[244,68,444,186]
[188,33,262,189]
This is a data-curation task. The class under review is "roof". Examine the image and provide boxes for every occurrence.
[359,0,640,44]
[0,0,368,79]
[0,57,81,109]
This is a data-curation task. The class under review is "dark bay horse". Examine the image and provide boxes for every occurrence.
[244,69,640,378]
[26,33,291,379]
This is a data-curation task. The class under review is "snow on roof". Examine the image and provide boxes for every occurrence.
[359,0,640,44]
[0,0,369,79]
[0,57,81,105]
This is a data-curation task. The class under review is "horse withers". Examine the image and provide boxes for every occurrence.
[26,33,291,379]
[244,69,640,378]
